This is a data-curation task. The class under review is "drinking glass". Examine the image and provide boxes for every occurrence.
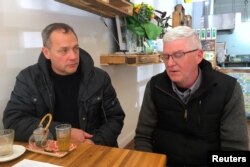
[0,129,15,156]
[55,124,71,152]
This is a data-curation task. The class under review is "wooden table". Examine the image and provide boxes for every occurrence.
[2,143,166,167]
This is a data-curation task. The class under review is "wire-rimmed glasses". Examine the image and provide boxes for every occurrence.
[161,49,198,62]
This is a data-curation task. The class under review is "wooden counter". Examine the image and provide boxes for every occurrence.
[3,142,166,167]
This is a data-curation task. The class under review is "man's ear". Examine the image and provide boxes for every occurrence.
[196,49,203,63]
[42,47,50,60]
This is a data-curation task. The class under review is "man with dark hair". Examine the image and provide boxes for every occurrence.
[3,23,125,147]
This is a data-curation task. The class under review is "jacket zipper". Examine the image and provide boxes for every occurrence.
[155,85,188,120]
[78,70,96,130]
[42,74,54,113]
[184,109,188,120]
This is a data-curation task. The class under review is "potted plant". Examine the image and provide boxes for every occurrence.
[154,10,172,38]
[126,3,162,40]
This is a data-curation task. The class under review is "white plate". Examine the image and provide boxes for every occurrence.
[0,145,26,162]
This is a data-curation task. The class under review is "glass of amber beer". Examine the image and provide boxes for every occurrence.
[55,124,71,152]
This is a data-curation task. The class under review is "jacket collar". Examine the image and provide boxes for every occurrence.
[155,59,216,95]
[198,59,218,89]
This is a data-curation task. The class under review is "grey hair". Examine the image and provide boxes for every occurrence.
[42,23,77,47]
[163,26,202,49]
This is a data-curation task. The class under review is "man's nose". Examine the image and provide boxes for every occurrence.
[69,49,78,59]
[166,56,175,66]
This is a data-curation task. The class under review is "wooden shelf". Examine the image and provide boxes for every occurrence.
[55,0,133,18]
[100,53,162,66]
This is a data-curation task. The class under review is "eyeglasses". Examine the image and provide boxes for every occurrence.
[161,49,198,62]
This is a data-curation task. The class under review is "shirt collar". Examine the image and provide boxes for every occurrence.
[172,68,202,103]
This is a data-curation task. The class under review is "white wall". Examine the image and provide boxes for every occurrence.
[104,64,165,147]
[0,0,166,148]
[0,0,113,141]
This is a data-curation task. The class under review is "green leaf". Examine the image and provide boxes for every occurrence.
[142,23,162,40]
[127,24,145,37]
[126,17,136,25]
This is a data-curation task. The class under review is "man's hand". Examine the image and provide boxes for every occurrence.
[84,139,95,145]
[70,128,94,145]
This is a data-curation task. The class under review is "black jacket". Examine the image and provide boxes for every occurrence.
[3,48,125,147]
[135,60,249,166]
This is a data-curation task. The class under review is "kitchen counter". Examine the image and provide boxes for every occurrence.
[219,67,250,73]
[223,61,250,67]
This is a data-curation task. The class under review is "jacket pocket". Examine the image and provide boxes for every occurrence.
[31,96,49,117]
[85,94,104,131]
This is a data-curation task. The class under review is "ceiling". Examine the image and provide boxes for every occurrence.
[214,0,249,21]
